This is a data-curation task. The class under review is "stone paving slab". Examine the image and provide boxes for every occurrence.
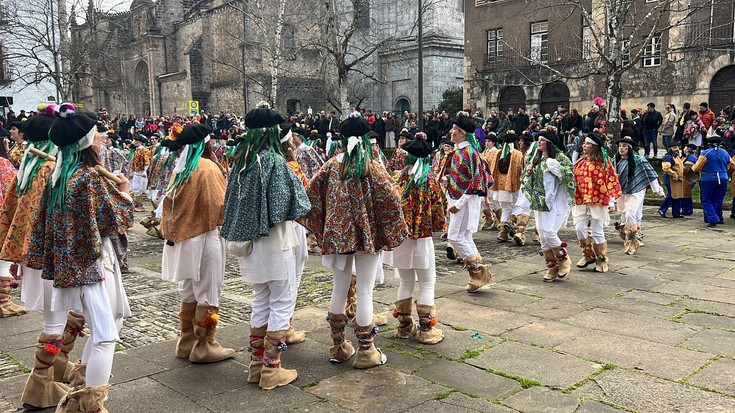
[110,352,167,384]
[679,312,735,330]
[106,377,212,412]
[618,289,679,305]
[502,320,588,348]
[394,325,502,361]
[151,358,250,400]
[653,281,735,305]
[448,287,541,311]
[494,280,603,304]
[680,328,735,357]
[687,357,735,396]
[465,341,601,389]
[556,330,713,381]
[434,297,538,336]
[560,307,701,345]
[681,298,735,318]
[200,383,319,412]
[502,386,580,413]
[577,368,735,413]
[516,299,592,319]
[575,400,627,413]
[590,296,685,320]
[404,391,519,413]
[414,358,520,399]
[306,368,445,412]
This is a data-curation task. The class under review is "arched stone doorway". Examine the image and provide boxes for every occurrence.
[709,65,735,113]
[498,86,526,113]
[539,81,570,116]
[133,60,151,116]
[287,99,301,115]
[394,97,411,117]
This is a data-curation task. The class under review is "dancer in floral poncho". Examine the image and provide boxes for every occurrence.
[522,131,576,282]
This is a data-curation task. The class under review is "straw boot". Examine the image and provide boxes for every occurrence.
[592,241,609,273]
[624,228,640,255]
[189,306,235,363]
[54,312,86,383]
[513,214,530,246]
[415,304,443,344]
[542,250,559,282]
[175,301,197,358]
[259,330,298,390]
[353,324,387,369]
[247,325,267,384]
[327,313,355,363]
[55,385,110,413]
[576,238,596,268]
[464,254,492,292]
[551,242,571,278]
[21,333,69,410]
[391,297,416,339]
[497,222,510,242]
[0,276,26,317]
[285,318,306,345]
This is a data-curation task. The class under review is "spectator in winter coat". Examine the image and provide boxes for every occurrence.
[699,102,716,131]
[724,119,735,156]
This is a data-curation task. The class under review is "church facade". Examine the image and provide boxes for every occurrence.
[71,0,466,117]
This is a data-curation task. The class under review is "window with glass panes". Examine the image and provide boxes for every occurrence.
[487,28,503,62]
[530,21,548,64]
[642,35,661,67]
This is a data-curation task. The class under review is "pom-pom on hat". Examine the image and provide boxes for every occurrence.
[452,116,475,134]
[402,138,432,158]
[178,123,211,146]
[245,101,285,129]
[48,106,98,148]
[339,112,371,137]
[308,131,323,141]
[24,103,58,142]
[486,132,498,142]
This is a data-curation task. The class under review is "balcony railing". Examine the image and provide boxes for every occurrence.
[483,44,584,70]
[684,24,735,48]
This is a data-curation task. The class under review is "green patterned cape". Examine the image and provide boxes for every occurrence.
[522,152,576,212]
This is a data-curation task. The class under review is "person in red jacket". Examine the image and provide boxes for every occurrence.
[699,102,716,131]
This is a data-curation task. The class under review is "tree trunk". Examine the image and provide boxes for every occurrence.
[605,70,623,144]
[337,76,350,117]
[268,0,288,109]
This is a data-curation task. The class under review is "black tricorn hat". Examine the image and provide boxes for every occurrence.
[161,138,183,152]
[402,138,432,158]
[48,108,98,148]
[8,121,24,131]
[615,136,638,148]
[439,137,454,147]
[586,132,605,147]
[537,130,558,147]
[308,131,323,141]
[245,102,285,129]
[23,114,56,142]
[452,116,476,134]
[339,114,371,137]
[398,130,414,140]
[279,122,292,141]
[178,123,212,146]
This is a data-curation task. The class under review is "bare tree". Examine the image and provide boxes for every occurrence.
[316,0,439,116]
[499,0,711,136]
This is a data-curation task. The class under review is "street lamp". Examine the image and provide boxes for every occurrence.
[418,0,423,131]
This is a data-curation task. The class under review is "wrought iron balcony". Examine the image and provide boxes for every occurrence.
[482,44,584,70]
[684,24,735,48]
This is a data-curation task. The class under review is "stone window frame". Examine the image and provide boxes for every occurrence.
[487,28,503,63]
[642,35,662,67]
[530,20,549,64]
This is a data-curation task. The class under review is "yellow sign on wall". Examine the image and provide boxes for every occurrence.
[188,100,199,116]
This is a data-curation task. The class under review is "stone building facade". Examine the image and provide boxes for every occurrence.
[464,0,735,116]
[73,0,467,117]
[72,0,326,117]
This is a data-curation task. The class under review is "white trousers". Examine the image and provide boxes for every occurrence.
[329,252,379,327]
[396,244,436,306]
[618,190,646,229]
[575,219,606,244]
[447,197,481,260]
[10,262,66,335]
[131,173,148,196]
[250,280,294,331]
[167,231,227,307]
[535,210,566,250]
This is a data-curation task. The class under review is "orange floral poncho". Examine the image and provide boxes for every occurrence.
[573,158,622,206]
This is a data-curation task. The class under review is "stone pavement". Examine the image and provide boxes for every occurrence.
[2,206,735,412]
